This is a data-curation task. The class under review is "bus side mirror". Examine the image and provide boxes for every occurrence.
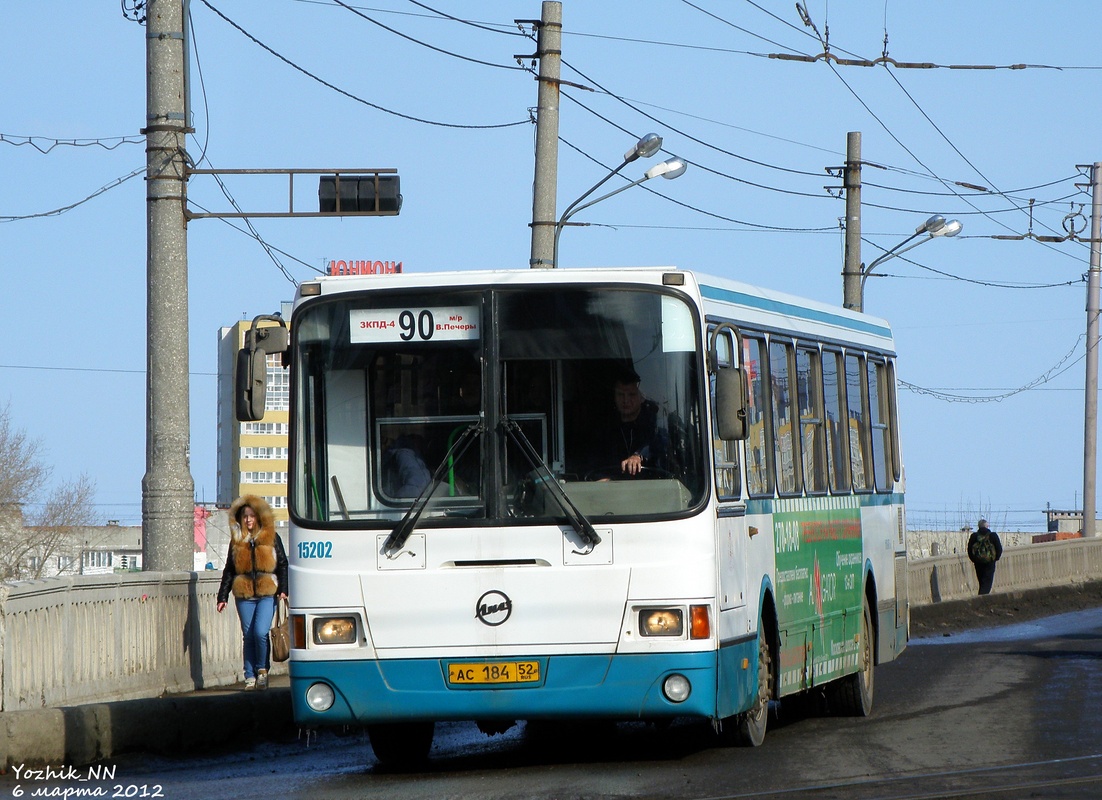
[236,348,268,421]
[715,367,749,441]
[235,317,289,422]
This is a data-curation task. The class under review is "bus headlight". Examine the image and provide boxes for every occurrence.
[639,608,684,637]
[663,674,691,703]
[313,616,358,644]
[306,682,335,712]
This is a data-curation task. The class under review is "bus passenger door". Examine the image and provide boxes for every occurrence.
[717,507,747,612]
[711,324,751,718]
[712,323,748,616]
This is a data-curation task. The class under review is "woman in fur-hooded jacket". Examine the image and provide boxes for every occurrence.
[216,494,288,690]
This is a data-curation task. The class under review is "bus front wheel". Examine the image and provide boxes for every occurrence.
[367,721,435,769]
[732,629,772,746]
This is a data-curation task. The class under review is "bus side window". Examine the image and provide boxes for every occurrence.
[846,353,871,492]
[743,335,773,497]
[710,329,741,501]
[867,358,895,492]
[797,345,828,494]
[769,340,798,495]
[823,349,851,493]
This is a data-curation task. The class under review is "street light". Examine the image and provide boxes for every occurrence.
[552,134,686,268]
[857,214,962,312]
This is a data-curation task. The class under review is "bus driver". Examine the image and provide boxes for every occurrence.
[599,368,668,477]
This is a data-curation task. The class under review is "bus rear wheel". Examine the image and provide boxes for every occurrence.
[732,629,772,746]
[828,596,874,716]
[367,721,435,769]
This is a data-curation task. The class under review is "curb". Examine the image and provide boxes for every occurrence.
[0,685,295,770]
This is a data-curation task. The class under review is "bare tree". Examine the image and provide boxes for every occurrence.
[0,404,47,506]
[0,405,100,582]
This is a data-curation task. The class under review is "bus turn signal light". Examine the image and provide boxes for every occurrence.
[690,605,711,640]
[292,614,306,649]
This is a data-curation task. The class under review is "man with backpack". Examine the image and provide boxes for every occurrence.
[967,518,1003,595]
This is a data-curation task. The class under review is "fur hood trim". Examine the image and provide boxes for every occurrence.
[228,494,276,540]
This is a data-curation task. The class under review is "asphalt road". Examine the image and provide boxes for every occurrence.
[6,588,1102,800]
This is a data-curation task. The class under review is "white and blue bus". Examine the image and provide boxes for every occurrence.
[236,266,908,765]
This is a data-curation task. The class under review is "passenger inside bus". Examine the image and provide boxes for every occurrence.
[381,434,431,498]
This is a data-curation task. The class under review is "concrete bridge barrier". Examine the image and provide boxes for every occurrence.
[0,571,284,714]
[0,536,1099,721]
[906,535,1102,605]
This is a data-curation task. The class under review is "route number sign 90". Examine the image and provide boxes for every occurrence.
[350,306,480,343]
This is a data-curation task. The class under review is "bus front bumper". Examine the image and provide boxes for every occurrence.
[290,652,720,725]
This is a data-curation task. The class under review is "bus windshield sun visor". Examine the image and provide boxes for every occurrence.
[382,422,485,559]
[502,417,602,554]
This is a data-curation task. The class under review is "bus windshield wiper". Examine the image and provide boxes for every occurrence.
[382,421,484,559]
[502,417,602,554]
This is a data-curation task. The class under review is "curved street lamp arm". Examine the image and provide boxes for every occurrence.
[556,158,631,234]
[553,174,644,268]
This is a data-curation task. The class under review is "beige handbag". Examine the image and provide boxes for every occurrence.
[270,596,291,662]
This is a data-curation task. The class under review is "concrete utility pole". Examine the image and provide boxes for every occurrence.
[842,131,863,311]
[528,1,562,269]
[1083,162,1102,537]
[142,0,195,571]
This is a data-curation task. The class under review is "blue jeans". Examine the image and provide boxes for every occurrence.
[235,595,275,679]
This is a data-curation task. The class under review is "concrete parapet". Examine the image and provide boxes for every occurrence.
[4,536,1102,768]
[0,572,284,713]
[907,535,1102,604]
[0,681,294,768]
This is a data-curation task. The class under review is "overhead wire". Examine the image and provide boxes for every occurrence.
[0,134,144,153]
[558,135,835,232]
[861,237,1086,289]
[331,0,526,71]
[901,333,1087,403]
[674,0,805,52]
[186,198,325,277]
[187,5,299,285]
[559,58,827,179]
[559,90,831,201]
[195,0,528,130]
[0,166,145,222]
[404,0,527,38]
[551,13,1081,252]
[781,3,1089,258]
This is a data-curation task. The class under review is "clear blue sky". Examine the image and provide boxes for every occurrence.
[2,1,1100,531]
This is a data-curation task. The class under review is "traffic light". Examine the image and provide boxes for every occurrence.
[319,174,402,215]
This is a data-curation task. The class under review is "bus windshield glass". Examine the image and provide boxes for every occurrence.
[290,285,707,527]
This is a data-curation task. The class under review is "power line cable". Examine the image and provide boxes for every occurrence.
[186,198,325,276]
[863,238,1085,289]
[0,166,145,222]
[560,59,826,179]
[404,0,527,37]
[900,332,1088,403]
[186,1,212,168]
[293,0,523,37]
[558,135,833,232]
[186,6,298,285]
[331,0,526,71]
[676,0,807,53]
[787,4,1088,256]
[195,0,528,130]
[0,363,216,377]
[0,134,144,153]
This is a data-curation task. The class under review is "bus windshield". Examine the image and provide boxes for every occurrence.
[290,284,707,527]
